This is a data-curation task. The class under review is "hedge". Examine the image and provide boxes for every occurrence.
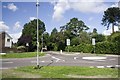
[65,42,119,55]
[95,41,119,54]
[65,43,93,53]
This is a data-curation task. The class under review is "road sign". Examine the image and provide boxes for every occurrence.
[92,38,95,45]
[66,39,70,46]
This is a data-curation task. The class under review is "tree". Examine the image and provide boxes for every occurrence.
[17,19,46,51]
[60,18,89,37]
[102,7,120,33]
[51,28,58,35]
[93,28,97,34]
[92,34,105,43]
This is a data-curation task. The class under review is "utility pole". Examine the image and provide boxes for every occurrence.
[36,0,39,68]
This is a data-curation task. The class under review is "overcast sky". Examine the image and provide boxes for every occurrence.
[0,0,119,43]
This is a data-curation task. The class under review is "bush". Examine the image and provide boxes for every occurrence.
[95,41,119,54]
[65,43,93,53]
[17,46,26,52]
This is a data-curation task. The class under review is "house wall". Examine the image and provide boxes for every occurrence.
[0,33,2,53]
[5,33,12,48]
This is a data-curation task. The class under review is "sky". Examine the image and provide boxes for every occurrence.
[0,0,120,43]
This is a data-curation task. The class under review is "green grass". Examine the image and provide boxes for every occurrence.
[2,66,118,78]
[0,52,45,58]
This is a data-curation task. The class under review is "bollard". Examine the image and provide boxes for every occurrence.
[60,50,62,54]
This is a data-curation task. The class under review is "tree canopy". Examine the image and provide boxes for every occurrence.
[18,19,46,51]
[102,7,120,33]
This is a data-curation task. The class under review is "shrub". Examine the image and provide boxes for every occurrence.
[65,43,93,53]
[95,41,119,54]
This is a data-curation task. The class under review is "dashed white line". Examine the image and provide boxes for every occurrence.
[115,65,120,67]
[106,65,113,68]
[73,57,77,60]
[31,61,46,63]
[96,66,105,68]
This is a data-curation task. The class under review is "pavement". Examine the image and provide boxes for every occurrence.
[0,51,120,69]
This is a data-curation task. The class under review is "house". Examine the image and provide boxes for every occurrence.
[0,32,12,53]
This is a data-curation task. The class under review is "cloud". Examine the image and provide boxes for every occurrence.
[111,2,118,7]
[3,3,18,12]
[103,26,119,35]
[29,17,37,21]
[52,0,110,21]
[0,21,9,31]
[14,21,21,29]
[52,0,70,21]
[10,32,22,43]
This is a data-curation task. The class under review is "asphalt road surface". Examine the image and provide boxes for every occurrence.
[1,51,120,69]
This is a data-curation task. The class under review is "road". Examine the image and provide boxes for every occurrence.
[1,51,120,69]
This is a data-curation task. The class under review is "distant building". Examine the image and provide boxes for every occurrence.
[0,32,12,53]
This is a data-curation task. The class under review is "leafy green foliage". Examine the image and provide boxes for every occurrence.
[102,7,120,33]
[95,41,119,54]
[17,19,46,52]
[92,34,106,43]
[65,43,93,53]
[60,17,89,37]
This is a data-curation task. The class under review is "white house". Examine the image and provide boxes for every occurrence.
[0,32,12,53]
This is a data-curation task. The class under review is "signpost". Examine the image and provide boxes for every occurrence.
[92,38,95,53]
[66,39,70,52]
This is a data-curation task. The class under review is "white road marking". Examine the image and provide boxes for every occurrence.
[106,65,113,68]
[52,56,61,62]
[74,57,77,60]
[82,57,107,60]
[31,61,46,63]
[106,55,118,57]
[41,61,45,63]
[96,66,104,68]
[63,60,65,62]
[115,65,120,67]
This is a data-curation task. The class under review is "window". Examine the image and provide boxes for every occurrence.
[7,39,10,42]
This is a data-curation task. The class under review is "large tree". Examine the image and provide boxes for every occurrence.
[60,18,89,38]
[102,7,120,33]
[18,19,46,51]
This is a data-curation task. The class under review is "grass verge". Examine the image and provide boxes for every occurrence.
[2,66,119,78]
[0,52,45,58]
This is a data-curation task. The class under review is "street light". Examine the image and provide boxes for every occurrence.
[36,0,39,68]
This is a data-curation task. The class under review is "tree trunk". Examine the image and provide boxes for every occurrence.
[112,23,114,33]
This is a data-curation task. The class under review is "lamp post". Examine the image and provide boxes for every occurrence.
[36,0,39,68]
